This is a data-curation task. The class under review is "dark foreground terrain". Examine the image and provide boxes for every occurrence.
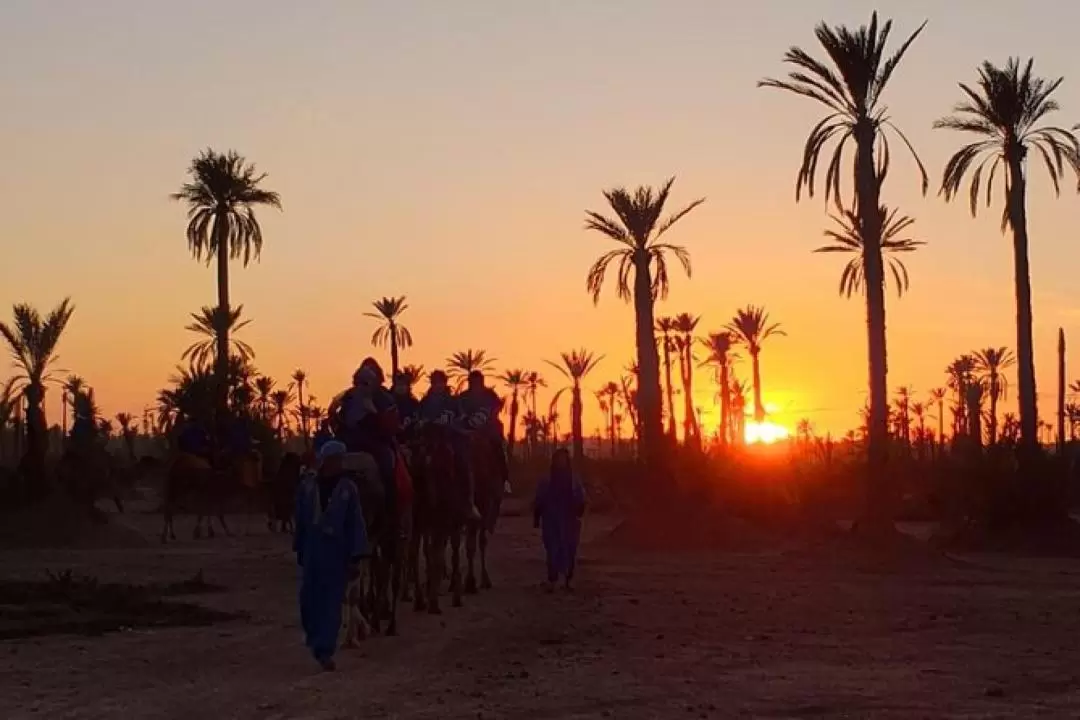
[3,509,1080,719]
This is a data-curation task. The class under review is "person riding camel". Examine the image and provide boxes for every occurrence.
[175,413,212,470]
[391,371,421,438]
[333,358,400,517]
[419,370,481,522]
[457,369,510,494]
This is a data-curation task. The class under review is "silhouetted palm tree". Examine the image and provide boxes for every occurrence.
[253,376,275,422]
[585,178,704,466]
[0,378,18,463]
[928,387,947,448]
[271,388,294,438]
[699,331,739,445]
[524,371,546,419]
[172,149,281,418]
[655,316,679,439]
[182,305,255,369]
[726,306,785,423]
[400,364,425,392]
[497,369,527,459]
[446,349,496,391]
[0,298,75,486]
[292,369,308,442]
[936,58,1080,449]
[761,12,928,522]
[816,207,924,297]
[946,355,978,439]
[364,296,412,378]
[973,346,1016,446]
[672,313,701,444]
[596,381,621,456]
[546,350,604,462]
[62,374,86,438]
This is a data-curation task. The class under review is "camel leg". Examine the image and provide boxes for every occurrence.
[194,514,205,539]
[114,496,124,514]
[387,536,402,636]
[426,532,444,614]
[411,529,425,611]
[450,529,464,607]
[464,522,478,595]
[161,509,171,544]
[480,528,492,590]
[218,513,233,537]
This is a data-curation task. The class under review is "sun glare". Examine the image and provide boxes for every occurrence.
[744,420,790,444]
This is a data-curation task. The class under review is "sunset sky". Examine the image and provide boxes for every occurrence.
[3,0,1080,438]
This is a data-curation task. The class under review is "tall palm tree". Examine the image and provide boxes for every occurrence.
[761,12,928,523]
[673,313,702,444]
[655,316,679,439]
[815,207,924,298]
[0,377,18,463]
[0,298,75,485]
[291,369,308,442]
[596,381,621,456]
[497,369,527,460]
[946,355,978,440]
[584,178,705,467]
[725,306,785,423]
[935,59,1080,450]
[172,149,281,419]
[928,387,948,448]
[62,374,86,438]
[364,296,413,378]
[181,305,255,370]
[446,349,497,391]
[253,376,275,422]
[729,376,750,443]
[270,388,294,438]
[973,346,1016,446]
[699,331,738,445]
[524,371,546,419]
[546,350,604,463]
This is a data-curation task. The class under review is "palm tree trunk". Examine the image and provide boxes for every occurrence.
[571,384,584,463]
[988,378,999,446]
[681,343,697,445]
[609,405,616,457]
[1008,157,1038,451]
[662,335,676,439]
[507,389,520,461]
[855,121,891,528]
[389,321,400,378]
[937,400,945,450]
[633,253,663,468]
[751,351,764,423]
[1057,328,1065,453]
[718,364,730,445]
[297,379,307,444]
[213,211,231,433]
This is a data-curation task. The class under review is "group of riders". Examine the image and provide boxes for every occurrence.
[168,356,510,527]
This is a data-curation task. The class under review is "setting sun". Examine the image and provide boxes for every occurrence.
[744,420,791,444]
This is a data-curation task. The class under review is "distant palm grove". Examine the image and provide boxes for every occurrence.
[4,12,1080,533]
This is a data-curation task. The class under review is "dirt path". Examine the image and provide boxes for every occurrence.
[4,513,1080,718]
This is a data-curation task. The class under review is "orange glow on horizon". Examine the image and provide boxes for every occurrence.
[744,419,790,444]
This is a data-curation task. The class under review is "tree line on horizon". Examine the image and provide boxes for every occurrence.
[2,12,1080,530]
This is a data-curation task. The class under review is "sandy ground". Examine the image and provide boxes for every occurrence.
[4,509,1080,719]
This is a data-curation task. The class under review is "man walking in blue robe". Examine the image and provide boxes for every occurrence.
[294,440,368,671]
[533,448,586,591]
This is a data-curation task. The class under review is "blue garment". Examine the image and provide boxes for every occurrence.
[534,469,585,582]
[393,391,420,428]
[313,425,335,453]
[294,470,368,663]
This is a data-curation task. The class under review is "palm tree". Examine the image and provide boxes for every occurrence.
[546,350,604,463]
[292,369,308,442]
[655,316,679,439]
[761,12,929,523]
[928,387,947,448]
[181,305,255,370]
[364,296,413,378]
[725,306,785,423]
[584,178,705,466]
[115,412,137,462]
[446,349,496,391]
[172,149,281,419]
[973,346,1016,446]
[946,355,978,440]
[0,298,75,485]
[672,313,701,444]
[815,207,924,297]
[524,371,546,419]
[729,376,750,443]
[271,388,294,438]
[699,331,738,445]
[596,381,621,456]
[0,378,18,463]
[253,376,275,422]
[497,369,527,460]
[62,374,85,438]
[936,59,1080,449]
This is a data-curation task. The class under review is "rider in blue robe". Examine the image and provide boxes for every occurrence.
[294,440,367,671]
[457,370,510,518]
